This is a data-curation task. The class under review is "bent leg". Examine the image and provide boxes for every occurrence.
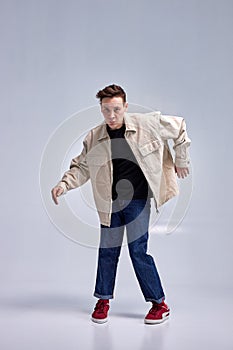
[123,199,165,303]
[128,232,165,303]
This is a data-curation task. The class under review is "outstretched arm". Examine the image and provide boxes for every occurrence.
[159,114,191,178]
[51,139,90,204]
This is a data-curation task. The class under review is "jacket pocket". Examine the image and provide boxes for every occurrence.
[139,140,161,157]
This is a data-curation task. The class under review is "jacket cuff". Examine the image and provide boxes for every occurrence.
[175,157,191,168]
[56,181,68,195]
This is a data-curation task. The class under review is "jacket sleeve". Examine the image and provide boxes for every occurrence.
[56,140,90,194]
[159,114,191,168]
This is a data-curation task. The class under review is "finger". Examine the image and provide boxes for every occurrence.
[52,189,59,205]
[183,168,189,177]
[57,188,63,197]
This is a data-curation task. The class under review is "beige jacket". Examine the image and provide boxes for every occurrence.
[57,111,191,226]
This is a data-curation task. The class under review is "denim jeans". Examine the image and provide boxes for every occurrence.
[94,199,165,303]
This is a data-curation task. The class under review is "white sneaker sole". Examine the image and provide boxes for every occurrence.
[91,317,108,324]
[144,312,170,325]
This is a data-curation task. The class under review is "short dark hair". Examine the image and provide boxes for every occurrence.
[96,84,127,103]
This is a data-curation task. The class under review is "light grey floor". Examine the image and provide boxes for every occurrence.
[0,284,232,350]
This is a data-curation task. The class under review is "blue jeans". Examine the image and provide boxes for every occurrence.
[94,199,165,303]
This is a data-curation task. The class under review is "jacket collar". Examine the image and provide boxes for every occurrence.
[97,113,136,141]
[124,112,137,133]
[97,122,109,141]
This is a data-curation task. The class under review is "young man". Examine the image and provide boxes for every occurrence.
[51,84,191,324]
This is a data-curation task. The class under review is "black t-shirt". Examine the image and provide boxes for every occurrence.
[107,124,151,200]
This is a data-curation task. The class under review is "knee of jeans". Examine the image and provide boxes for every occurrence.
[128,242,146,261]
[128,230,148,255]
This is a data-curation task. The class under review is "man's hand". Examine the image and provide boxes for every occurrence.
[175,166,189,179]
[51,186,64,205]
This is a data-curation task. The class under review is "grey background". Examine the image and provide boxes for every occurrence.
[0,0,232,349]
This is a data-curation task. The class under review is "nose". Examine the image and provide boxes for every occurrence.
[109,110,115,120]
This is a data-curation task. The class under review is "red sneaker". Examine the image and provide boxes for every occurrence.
[91,299,110,324]
[144,301,170,324]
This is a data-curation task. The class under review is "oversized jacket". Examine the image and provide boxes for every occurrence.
[57,111,191,226]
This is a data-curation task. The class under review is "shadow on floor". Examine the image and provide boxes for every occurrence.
[0,291,91,315]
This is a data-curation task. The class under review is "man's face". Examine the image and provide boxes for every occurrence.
[101,97,128,130]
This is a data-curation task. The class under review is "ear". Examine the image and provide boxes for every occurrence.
[124,102,128,110]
